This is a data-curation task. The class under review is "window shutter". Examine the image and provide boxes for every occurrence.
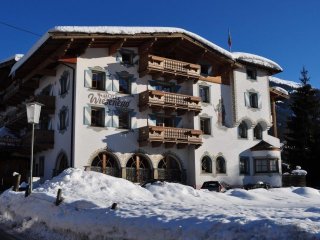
[130,111,137,129]
[258,93,262,109]
[112,78,119,92]
[112,114,119,128]
[105,109,113,127]
[148,114,157,126]
[244,92,250,106]
[105,71,113,91]
[84,69,92,88]
[83,106,91,125]
[131,82,137,94]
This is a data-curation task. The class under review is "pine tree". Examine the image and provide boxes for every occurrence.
[284,67,320,186]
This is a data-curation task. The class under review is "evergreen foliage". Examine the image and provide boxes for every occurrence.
[284,67,320,186]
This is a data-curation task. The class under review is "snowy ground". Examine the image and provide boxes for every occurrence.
[0,168,320,240]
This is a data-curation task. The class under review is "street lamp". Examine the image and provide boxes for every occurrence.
[26,101,43,193]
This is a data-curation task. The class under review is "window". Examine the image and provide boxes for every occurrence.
[59,107,68,131]
[92,71,106,90]
[247,68,257,80]
[121,52,133,65]
[59,71,69,95]
[255,158,279,173]
[200,64,211,76]
[238,121,248,139]
[201,156,212,173]
[199,86,210,103]
[249,92,258,108]
[118,111,130,129]
[200,117,211,135]
[119,76,130,94]
[254,124,263,140]
[240,157,250,175]
[91,107,105,127]
[216,156,226,174]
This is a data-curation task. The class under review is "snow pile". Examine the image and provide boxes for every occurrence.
[291,166,308,176]
[232,52,282,71]
[269,76,301,89]
[1,168,320,240]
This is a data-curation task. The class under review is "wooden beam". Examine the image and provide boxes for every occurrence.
[58,58,77,64]
[37,69,56,77]
[108,38,126,56]
[138,38,157,54]
[19,41,72,83]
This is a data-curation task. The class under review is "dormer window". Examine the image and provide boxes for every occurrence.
[122,52,133,65]
[247,68,257,80]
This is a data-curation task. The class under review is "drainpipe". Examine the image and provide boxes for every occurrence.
[60,62,76,168]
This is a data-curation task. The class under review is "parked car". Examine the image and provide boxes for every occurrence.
[201,181,230,192]
[244,181,271,190]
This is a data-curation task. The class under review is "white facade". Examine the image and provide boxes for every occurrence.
[2,27,284,188]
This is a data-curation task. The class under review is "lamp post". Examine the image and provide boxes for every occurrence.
[26,102,43,193]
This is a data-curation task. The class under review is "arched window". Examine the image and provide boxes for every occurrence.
[91,151,120,177]
[254,124,263,140]
[126,154,152,183]
[201,156,212,173]
[158,155,182,182]
[216,156,226,174]
[238,121,248,139]
[54,152,68,176]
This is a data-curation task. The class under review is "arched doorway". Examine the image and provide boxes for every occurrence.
[158,155,182,182]
[54,152,69,176]
[126,154,152,183]
[91,151,120,177]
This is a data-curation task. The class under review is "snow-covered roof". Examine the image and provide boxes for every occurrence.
[0,54,23,66]
[269,76,301,89]
[271,86,289,95]
[10,26,283,76]
[232,52,282,72]
[11,26,234,76]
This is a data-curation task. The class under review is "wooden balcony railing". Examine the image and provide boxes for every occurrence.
[4,96,55,130]
[139,54,201,80]
[139,90,201,114]
[139,126,202,148]
[21,129,54,153]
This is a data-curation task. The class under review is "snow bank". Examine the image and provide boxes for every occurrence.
[1,168,320,240]
[271,86,289,95]
[233,52,282,71]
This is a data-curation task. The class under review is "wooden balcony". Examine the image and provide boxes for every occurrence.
[139,126,202,148]
[139,54,201,80]
[33,95,56,114]
[4,96,55,131]
[2,79,39,106]
[21,129,54,153]
[139,90,201,115]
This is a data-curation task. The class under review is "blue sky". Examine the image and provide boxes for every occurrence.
[1,0,319,87]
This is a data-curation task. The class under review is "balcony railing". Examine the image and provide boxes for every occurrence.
[21,129,54,153]
[139,126,202,148]
[139,54,201,80]
[139,90,201,114]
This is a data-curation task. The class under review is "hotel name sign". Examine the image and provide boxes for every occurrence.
[88,92,131,108]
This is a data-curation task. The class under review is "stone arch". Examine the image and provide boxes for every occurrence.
[90,150,121,178]
[157,153,183,182]
[54,151,69,176]
[125,153,153,183]
[255,119,269,131]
